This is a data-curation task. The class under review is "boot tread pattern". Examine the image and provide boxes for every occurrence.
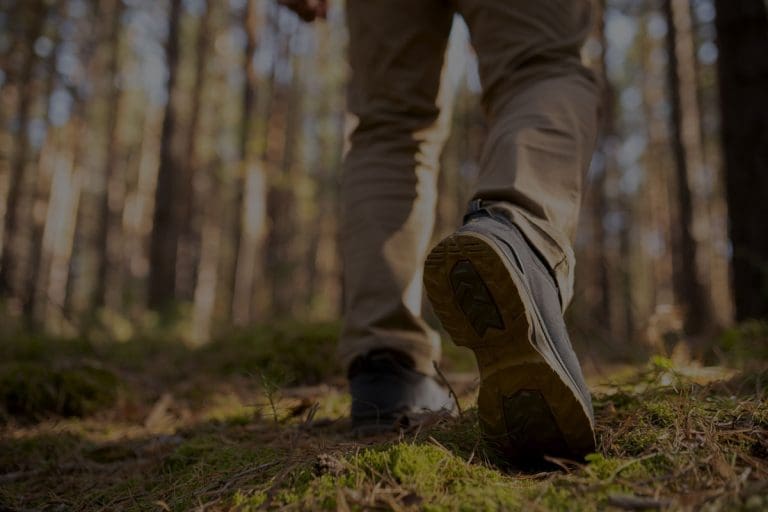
[449,260,504,337]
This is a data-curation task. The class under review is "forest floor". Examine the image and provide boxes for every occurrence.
[1,321,767,511]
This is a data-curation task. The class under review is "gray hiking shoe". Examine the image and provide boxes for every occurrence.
[423,201,595,464]
[349,349,456,434]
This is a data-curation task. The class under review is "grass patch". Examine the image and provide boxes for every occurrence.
[717,320,768,365]
[0,324,767,510]
[206,322,342,385]
[0,362,121,422]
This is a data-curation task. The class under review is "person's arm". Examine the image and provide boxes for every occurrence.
[277,0,328,22]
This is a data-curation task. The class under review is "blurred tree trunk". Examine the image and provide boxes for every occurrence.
[0,0,46,301]
[664,0,714,336]
[306,106,344,319]
[148,0,184,311]
[301,20,346,320]
[26,5,63,321]
[231,0,268,326]
[593,0,614,339]
[267,27,301,318]
[43,107,86,330]
[0,1,32,288]
[640,10,678,338]
[715,0,768,321]
[191,163,222,344]
[93,0,125,310]
[177,0,212,302]
[191,13,230,344]
[126,109,163,308]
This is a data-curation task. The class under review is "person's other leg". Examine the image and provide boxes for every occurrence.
[457,0,599,307]
[338,0,454,377]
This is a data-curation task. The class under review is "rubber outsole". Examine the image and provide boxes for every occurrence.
[424,232,595,463]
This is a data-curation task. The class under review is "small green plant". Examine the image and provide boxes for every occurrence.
[259,367,289,423]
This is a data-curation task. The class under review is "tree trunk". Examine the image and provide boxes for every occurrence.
[663,0,714,336]
[269,39,303,318]
[25,3,63,321]
[148,0,184,311]
[230,0,260,325]
[126,108,163,305]
[176,0,212,302]
[639,9,678,348]
[594,0,614,338]
[93,0,125,310]
[44,113,86,331]
[191,159,223,345]
[0,0,46,300]
[231,0,273,325]
[715,0,768,321]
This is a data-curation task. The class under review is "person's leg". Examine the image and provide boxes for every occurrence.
[338,0,455,377]
[423,0,599,462]
[457,0,599,307]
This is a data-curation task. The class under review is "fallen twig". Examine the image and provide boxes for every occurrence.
[433,361,463,416]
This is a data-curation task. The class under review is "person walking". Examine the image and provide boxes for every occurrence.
[279,0,599,463]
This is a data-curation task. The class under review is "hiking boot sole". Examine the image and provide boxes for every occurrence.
[424,232,595,463]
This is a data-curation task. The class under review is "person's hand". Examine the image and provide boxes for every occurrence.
[277,0,328,22]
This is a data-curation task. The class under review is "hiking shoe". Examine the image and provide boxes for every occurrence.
[423,202,595,464]
[349,349,456,434]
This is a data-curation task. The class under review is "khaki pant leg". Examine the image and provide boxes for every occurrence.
[457,0,600,308]
[338,0,454,375]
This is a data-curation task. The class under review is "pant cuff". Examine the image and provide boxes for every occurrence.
[337,327,442,377]
[483,203,576,310]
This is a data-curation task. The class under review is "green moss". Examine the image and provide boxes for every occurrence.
[204,322,342,385]
[256,443,527,511]
[621,428,660,455]
[535,485,577,511]
[0,322,345,391]
[718,321,768,365]
[584,453,622,480]
[637,453,674,478]
[0,333,95,363]
[0,362,120,421]
[232,490,267,510]
[599,390,639,410]
[1,323,767,511]
[643,400,677,428]
[650,355,675,372]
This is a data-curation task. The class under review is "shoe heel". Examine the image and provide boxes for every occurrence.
[425,231,596,463]
[424,233,528,352]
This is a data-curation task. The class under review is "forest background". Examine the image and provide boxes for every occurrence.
[0,0,766,353]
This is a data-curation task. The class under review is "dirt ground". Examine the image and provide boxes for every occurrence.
[1,322,767,511]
